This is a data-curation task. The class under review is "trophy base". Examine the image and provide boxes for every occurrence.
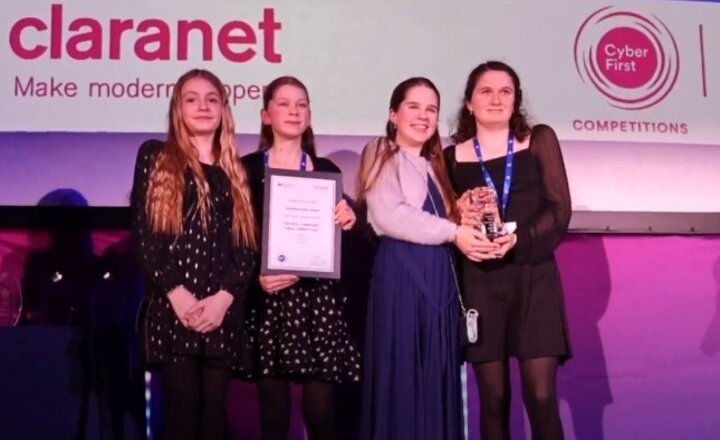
[480,223,507,241]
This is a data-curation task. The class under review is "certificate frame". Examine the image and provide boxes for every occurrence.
[260,167,343,279]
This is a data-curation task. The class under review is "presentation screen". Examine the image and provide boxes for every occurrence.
[1,0,718,212]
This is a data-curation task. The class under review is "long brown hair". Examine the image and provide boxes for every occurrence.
[145,69,256,249]
[451,61,531,144]
[357,77,459,222]
[257,76,317,157]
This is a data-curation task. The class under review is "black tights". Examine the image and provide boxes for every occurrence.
[258,378,335,440]
[473,358,564,440]
[161,356,230,440]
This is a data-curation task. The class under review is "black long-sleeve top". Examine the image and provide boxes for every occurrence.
[130,140,256,369]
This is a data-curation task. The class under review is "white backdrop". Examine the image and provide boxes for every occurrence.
[1,0,719,210]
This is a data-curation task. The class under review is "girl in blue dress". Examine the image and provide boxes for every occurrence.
[358,77,494,440]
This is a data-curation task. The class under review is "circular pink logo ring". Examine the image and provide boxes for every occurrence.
[574,7,680,110]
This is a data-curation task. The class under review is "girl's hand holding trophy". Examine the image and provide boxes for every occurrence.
[460,187,506,241]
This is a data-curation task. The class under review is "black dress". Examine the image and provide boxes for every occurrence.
[444,125,573,364]
[130,140,256,373]
[240,151,361,382]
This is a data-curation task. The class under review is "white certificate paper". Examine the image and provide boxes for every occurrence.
[261,168,342,279]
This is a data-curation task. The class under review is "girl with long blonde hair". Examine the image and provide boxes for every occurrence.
[130,68,256,440]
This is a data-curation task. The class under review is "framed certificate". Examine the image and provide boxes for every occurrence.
[260,167,342,279]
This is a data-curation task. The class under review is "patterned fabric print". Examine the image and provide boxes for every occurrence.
[132,140,256,373]
[246,279,361,383]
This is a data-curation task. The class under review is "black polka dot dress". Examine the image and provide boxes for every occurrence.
[130,140,256,373]
[241,151,361,383]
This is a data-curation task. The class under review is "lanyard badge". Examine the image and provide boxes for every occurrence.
[471,132,515,239]
[264,150,308,171]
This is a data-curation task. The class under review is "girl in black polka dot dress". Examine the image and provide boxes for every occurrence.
[241,76,361,440]
[131,69,257,440]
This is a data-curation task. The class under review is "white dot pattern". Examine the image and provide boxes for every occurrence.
[131,141,256,374]
[240,151,361,383]
[245,279,361,382]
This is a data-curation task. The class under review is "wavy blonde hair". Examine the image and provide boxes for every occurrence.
[145,69,256,249]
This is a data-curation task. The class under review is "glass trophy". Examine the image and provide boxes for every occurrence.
[469,187,504,241]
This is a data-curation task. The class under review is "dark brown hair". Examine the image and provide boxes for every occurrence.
[451,61,531,143]
[358,77,459,222]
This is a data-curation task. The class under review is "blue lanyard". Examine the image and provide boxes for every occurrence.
[472,132,515,219]
[263,150,308,171]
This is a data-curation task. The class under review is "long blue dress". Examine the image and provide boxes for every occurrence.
[361,176,463,440]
